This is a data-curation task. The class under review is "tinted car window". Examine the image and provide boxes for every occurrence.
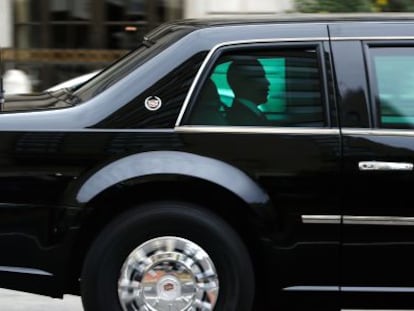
[95,52,207,128]
[73,25,194,103]
[369,47,414,129]
[187,46,325,127]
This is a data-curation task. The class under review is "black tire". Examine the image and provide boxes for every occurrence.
[81,201,255,311]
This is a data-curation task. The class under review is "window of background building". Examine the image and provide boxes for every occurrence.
[49,0,92,49]
[14,0,42,48]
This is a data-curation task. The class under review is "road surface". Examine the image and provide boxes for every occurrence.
[0,289,83,311]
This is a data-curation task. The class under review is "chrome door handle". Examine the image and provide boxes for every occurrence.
[359,161,413,171]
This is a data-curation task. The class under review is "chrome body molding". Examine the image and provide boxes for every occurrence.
[343,286,414,293]
[359,161,413,171]
[343,216,414,226]
[283,286,414,293]
[342,128,414,137]
[175,126,340,135]
[302,215,414,226]
[0,128,175,133]
[283,286,340,292]
[175,37,329,127]
[301,215,341,224]
[0,266,53,276]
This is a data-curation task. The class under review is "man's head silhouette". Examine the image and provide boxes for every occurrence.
[227,57,270,105]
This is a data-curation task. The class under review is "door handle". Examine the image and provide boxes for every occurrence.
[358,161,413,171]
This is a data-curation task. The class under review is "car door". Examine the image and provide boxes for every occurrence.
[176,28,342,310]
[330,22,414,309]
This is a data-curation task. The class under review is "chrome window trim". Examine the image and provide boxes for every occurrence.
[175,37,329,127]
[342,128,414,136]
[0,128,175,133]
[175,126,339,135]
[301,215,341,224]
[175,36,414,127]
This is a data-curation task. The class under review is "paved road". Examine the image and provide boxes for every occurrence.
[0,289,83,311]
[0,289,410,311]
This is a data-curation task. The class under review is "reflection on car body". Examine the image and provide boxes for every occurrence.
[45,70,101,92]
[1,13,414,311]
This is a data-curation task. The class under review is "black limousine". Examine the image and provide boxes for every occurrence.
[1,14,414,311]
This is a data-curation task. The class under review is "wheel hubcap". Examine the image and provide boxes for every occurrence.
[118,236,219,311]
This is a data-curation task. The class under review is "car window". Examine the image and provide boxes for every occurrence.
[73,25,194,103]
[95,51,207,128]
[368,47,414,129]
[186,46,326,127]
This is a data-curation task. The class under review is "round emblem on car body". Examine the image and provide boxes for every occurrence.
[145,96,162,111]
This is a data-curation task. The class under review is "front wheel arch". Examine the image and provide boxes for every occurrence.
[64,178,272,298]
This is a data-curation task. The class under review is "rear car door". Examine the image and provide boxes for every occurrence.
[330,22,414,309]
[177,24,342,310]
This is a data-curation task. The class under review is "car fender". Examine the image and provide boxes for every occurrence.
[76,150,270,208]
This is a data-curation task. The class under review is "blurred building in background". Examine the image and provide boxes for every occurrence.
[0,0,293,92]
[185,0,293,18]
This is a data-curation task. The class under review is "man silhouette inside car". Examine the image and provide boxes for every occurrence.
[226,57,270,125]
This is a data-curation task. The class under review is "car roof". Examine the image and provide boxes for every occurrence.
[176,13,414,28]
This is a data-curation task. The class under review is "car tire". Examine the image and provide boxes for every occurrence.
[80,201,255,311]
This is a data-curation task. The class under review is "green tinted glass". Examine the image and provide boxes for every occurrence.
[188,48,324,127]
[371,48,414,128]
[211,58,287,118]
[210,61,233,107]
[258,58,286,121]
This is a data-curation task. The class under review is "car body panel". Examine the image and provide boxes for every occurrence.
[174,23,342,309]
[0,16,413,310]
[330,21,414,309]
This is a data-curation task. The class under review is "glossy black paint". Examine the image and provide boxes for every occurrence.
[332,21,414,309]
[180,130,341,309]
[2,91,73,112]
[0,16,413,310]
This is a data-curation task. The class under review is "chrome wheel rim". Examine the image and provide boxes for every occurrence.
[118,236,219,311]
